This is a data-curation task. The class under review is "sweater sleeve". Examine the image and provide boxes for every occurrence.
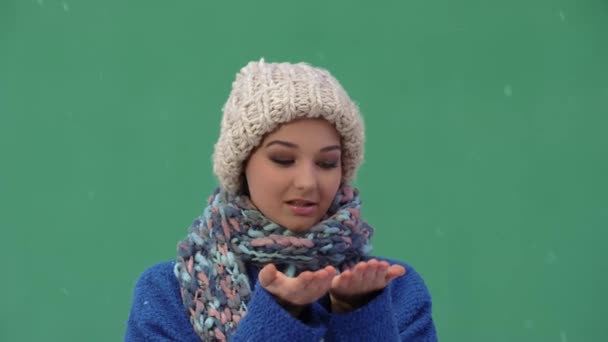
[323,261,437,342]
[229,281,329,342]
[125,262,202,342]
[125,261,330,342]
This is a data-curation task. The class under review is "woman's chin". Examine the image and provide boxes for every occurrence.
[280,217,319,233]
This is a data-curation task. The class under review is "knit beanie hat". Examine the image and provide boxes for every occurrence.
[212,59,365,194]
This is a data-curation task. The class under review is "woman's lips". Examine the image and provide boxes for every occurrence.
[286,200,318,216]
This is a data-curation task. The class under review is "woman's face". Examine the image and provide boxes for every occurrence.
[244,118,343,233]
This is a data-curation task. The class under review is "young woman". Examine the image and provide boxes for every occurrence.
[126,59,437,341]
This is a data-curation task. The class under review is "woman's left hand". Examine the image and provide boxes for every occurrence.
[329,259,406,313]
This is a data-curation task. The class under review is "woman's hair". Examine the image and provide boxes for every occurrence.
[239,173,250,196]
[212,59,366,194]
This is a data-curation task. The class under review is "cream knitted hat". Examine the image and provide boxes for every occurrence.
[212,59,365,194]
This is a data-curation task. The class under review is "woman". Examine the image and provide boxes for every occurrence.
[126,59,437,341]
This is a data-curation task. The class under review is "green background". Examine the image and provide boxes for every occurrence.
[1,0,607,341]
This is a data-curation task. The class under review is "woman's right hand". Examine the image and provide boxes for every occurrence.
[258,263,336,317]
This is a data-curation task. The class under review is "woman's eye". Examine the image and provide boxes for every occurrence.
[318,161,338,169]
[271,158,294,166]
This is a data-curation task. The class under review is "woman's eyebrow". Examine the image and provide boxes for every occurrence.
[265,140,341,152]
[265,140,297,149]
[320,145,341,152]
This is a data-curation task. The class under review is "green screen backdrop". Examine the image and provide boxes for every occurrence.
[1,0,607,341]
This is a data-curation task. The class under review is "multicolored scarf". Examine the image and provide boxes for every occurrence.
[174,185,374,341]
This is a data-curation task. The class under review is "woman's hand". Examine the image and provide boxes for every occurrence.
[329,259,406,313]
[259,263,336,317]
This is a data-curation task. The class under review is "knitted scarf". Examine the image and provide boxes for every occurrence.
[174,185,374,341]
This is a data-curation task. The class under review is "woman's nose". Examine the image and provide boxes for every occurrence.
[293,163,317,190]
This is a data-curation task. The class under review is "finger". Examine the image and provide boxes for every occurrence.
[309,270,333,295]
[316,266,337,286]
[362,261,378,289]
[289,270,331,305]
[366,259,378,274]
[331,269,353,290]
[297,271,315,289]
[259,263,278,288]
[320,265,337,279]
[375,262,389,287]
[269,271,310,305]
[389,265,406,277]
[330,269,344,289]
[367,259,381,276]
[352,261,368,284]
[267,270,297,297]
[315,267,335,292]
[385,265,406,282]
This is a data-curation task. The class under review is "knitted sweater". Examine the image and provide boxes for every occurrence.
[125,258,437,341]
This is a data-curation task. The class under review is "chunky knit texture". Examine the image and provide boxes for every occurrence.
[212,59,365,194]
[126,259,438,341]
[174,185,373,341]
[125,59,438,341]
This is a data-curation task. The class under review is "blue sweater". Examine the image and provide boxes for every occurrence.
[125,258,437,341]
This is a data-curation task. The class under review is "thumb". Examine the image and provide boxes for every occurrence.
[259,263,280,288]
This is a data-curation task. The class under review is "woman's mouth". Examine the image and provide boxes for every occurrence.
[286,200,318,216]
